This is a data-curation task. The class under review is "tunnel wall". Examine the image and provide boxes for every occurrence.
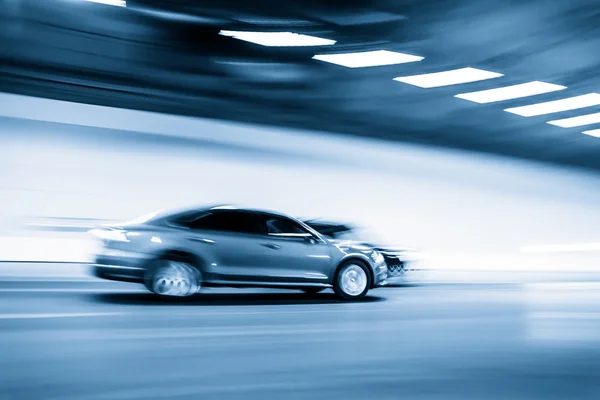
[1,93,600,271]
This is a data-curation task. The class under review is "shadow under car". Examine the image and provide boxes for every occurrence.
[89,291,385,306]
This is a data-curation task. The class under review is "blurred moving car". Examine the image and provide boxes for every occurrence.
[303,220,420,284]
[90,205,388,300]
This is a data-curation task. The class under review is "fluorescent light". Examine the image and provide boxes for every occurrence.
[393,67,503,88]
[504,93,600,117]
[582,129,600,138]
[455,81,566,104]
[83,0,126,6]
[547,112,600,128]
[219,30,336,47]
[312,50,423,68]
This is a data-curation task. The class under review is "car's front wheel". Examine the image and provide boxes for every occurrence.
[333,261,371,301]
[145,259,201,297]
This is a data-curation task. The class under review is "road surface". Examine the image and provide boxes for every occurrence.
[1,279,600,399]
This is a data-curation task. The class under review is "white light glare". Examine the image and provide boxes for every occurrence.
[89,229,128,242]
[83,0,126,7]
[582,129,600,138]
[547,112,600,128]
[521,243,600,253]
[219,30,336,47]
[455,81,566,104]
[114,209,163,226]
[151,236,162,244]
[504,93,600,117]
[211,205,238,210]
[313,50,423,68]
[394,67,503,88]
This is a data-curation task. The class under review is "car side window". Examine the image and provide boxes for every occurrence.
[265,216,310,235]
[189,211,266,235]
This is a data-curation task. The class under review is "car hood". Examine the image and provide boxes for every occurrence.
[328,239,421,261]
[328,239,377,253]
[374,245,419,253]
[328,239,414,252]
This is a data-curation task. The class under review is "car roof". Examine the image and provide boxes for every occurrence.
[303,219,353,228]
[209,204,278,213]
[160,204,308,224]
[152,204,281,220]
[197,204,296,220]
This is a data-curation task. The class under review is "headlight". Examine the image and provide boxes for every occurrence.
[371,250,384,264]
[89,228,128,242]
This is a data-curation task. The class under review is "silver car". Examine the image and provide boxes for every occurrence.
[90,205,389,300]
[303,220,422,284]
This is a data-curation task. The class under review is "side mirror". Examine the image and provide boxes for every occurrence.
[304,235,317,244]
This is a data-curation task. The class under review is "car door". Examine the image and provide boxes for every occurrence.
[258,213,333,284]
[185,210,273,282]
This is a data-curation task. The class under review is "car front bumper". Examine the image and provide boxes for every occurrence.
[379,261,426,286]
[372,261,389,287]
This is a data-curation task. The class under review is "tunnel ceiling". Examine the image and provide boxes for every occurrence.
[2,0,600,171]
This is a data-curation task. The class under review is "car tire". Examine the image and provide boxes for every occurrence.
[302,288,325,295]
[144,259,202,297]
[333,260,371,301]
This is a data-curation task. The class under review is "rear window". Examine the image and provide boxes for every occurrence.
[116,209,165,226]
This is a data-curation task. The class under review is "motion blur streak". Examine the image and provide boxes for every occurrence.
[521,243,600,253]
[2,0,600,399]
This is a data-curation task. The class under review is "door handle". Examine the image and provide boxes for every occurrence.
[261,242,281,250]
[187,237,216,244]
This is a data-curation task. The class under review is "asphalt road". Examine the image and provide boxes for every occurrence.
[1,279,600,400]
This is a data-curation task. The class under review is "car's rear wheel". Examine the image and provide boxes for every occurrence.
[334,261,371,301]
[145,259,201,297]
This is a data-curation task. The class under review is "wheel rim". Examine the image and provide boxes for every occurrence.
[152,261,199,297]
[340,264,367,296]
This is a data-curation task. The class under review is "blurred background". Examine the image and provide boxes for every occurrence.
[1,0,600,399]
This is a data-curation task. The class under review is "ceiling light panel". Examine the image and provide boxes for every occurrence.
[219,31,336,47]
[84,0,126,6]
[547,112,600,128]
[313,50,423,68]
[582,129,600,138]
[504,93,600,117]
[394,67,503,88]
[455,81,566,104]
